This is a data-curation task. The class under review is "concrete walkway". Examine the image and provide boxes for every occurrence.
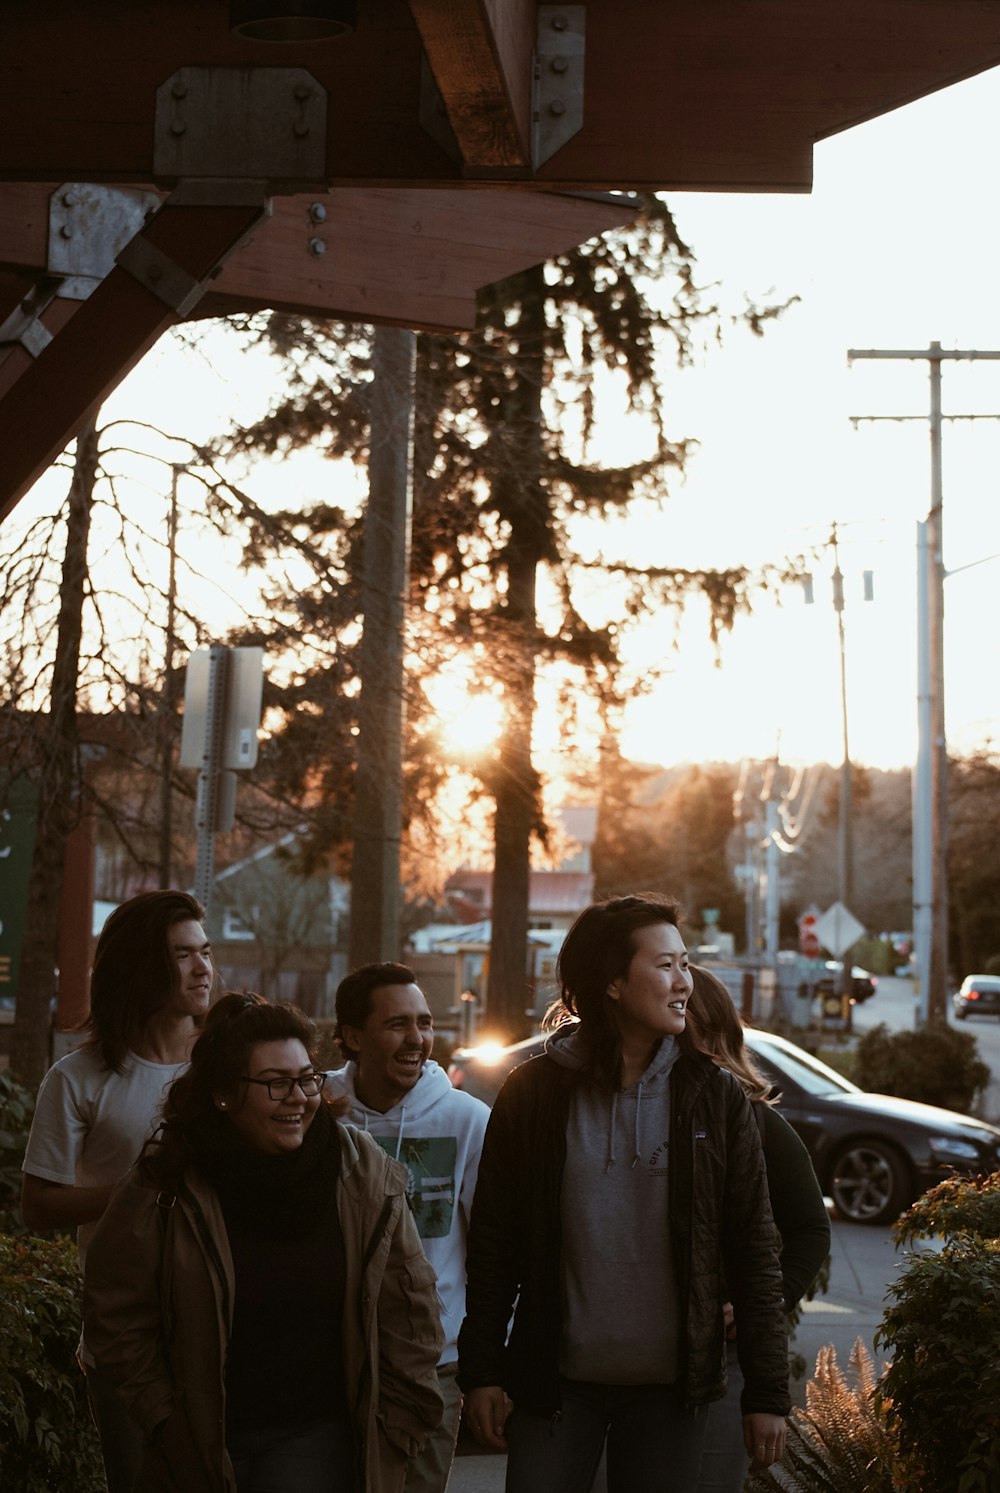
[447,1213,902,1491]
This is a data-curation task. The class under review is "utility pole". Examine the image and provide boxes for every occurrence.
[848,341,1000,1024]
[760,758,781,964]
[158,463,180,889]
[829,521,863,1003]
[349,326,416,968]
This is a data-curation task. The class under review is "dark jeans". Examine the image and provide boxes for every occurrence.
[227,1417,354,1493]
[85,1361,144,1493]
[695,1342,747,1493]
[505,1379,707,1493]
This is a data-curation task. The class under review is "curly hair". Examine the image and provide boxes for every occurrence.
[141,992,346,1185]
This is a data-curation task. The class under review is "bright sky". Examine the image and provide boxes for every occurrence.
[612,65,1000,772]
[10,64,1000,781]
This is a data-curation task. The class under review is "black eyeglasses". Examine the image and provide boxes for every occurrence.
[240,1072,327,1101]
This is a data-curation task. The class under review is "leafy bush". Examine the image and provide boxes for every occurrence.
[873,1171,1000,1493]
[853,1021,989,1111]
[852,936,897,977]
[0,1232,105,1491]
[0,1068,35,1233]
[746,1339,895,1493]
[893,1168,1000,1246]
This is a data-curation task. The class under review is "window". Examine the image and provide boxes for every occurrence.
[223,908,257,941]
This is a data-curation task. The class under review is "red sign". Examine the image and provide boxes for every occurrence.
[798,911,821,958]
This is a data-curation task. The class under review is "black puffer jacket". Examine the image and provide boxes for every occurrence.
[457,1049,789,1417]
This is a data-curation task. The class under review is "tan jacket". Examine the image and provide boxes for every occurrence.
[83,1123,444,1493]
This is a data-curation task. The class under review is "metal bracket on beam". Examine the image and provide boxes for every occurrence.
[115,236,209,318]
[0,282,57,358]
[115,183,270,317]
[48,184,162,301]
[533,6,585,169]
[154,67,328,190]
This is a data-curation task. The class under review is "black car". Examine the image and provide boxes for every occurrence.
[953,974,1000,1021]
[448,1026,1000,1226]
[816,962,878,1004]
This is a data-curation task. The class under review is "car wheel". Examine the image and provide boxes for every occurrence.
[955,1007,966,1021]
[829,1139,911,1225]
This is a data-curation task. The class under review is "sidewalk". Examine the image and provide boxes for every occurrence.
[447,1214,901,1492]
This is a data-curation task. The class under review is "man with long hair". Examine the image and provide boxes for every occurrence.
[21,889,217,1493]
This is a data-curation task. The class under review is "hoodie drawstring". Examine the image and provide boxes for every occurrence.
[632,1081,644,1168]
[606,1081,646,1171]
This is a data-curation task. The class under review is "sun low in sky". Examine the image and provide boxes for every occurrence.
[10,64,1000,781]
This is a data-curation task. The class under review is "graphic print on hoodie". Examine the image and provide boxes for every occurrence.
[327,1057,489,1361]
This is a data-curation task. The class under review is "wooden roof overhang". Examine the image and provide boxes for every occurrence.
[2,0,1000,523]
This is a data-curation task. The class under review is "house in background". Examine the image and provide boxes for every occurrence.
[408,804,597,1038]
[208,836,349,1018]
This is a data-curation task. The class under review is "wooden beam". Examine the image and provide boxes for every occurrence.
[200,187,635,330]
[0,183,636,337]
[0,199,265,523]
[407,0,534,169]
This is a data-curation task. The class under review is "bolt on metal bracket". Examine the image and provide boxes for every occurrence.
[48,183,162,301]
[115,235,208,318]
[533,6,585,169]
[0,288,56,357]
[154,67,328,190]
[115,182,270,317]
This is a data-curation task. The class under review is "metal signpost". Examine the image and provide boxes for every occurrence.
[180,645,264,915]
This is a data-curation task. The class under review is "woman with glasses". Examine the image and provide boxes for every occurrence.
[84,992,444,1493]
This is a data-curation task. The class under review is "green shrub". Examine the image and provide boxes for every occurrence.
[852,936,897,977]
[874,1173,1000,1492]
[0,1068,35,1234]
[815,1044,857,1083]
[853,1021,990,1111]
[0,1232,105,1491]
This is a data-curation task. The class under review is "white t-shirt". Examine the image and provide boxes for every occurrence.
[23,1044,186,1270]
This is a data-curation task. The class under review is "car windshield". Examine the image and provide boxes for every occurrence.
[749,1036,860,1098]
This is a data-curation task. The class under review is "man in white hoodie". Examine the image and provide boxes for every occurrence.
[330,961,490,1493]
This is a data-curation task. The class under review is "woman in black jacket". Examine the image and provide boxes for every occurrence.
[687,964,830,1492]
[457,895,789,1493]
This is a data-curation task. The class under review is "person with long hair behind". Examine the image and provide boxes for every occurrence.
[457,895,790,1493]
[84,993,444,1493]
[22,889,218,1492]
[686,964,830,1493]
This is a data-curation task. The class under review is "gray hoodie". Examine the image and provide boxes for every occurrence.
[547,1024,682,1384]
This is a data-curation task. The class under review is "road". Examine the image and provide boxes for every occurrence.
[446,976,1000,1492]
[851,973,1000,1123]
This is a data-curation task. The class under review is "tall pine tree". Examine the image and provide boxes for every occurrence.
[212,198,790,1037]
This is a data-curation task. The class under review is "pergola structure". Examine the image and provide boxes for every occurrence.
[2,1,1000,523]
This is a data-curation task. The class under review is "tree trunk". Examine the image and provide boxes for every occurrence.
[487,269,546,1041]
[349,326,415,967]
[10,418,99,1087]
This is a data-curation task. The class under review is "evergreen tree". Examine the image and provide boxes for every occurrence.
[213,198,791,1037]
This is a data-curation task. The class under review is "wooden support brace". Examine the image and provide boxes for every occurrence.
[0,194,266,525]
[408,0,534,170]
